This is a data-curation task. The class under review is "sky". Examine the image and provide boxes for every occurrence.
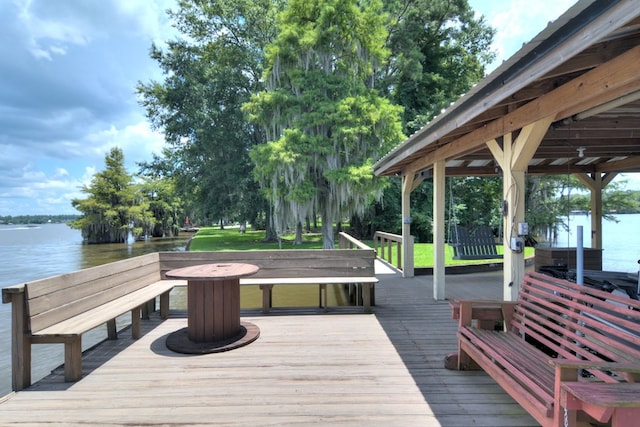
[1,0,628,216]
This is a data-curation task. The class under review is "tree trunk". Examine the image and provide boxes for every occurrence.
[294,222,303,245]
[263,207,279,242]
[321,216,334,249]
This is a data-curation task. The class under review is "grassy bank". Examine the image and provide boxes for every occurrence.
[186,227,534,267]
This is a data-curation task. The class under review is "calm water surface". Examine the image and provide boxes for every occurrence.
[550,213,640,273]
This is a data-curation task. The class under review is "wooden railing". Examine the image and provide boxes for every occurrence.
[338,231,373,250]
[373,231,402,269]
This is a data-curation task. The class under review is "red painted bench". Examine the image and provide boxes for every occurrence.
[447,271,640,427]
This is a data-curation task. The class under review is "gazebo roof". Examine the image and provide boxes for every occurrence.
[373,0,640,178]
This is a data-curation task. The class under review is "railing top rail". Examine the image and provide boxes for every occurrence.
[338,232,373,250]
[373,231,402,242]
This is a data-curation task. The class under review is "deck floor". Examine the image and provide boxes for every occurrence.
[0,263,538,426]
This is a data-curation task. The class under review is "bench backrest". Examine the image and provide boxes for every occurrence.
[513,272,640,382]
[450,225,501,260]
[25,252,161,334]
[158,249,376,279]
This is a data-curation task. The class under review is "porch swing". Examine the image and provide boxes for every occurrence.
[447,177,503,260]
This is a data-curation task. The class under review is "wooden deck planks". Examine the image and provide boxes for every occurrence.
[0,266,539,426]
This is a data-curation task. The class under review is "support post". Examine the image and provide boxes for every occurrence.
[488,116,552,301]
[502,169,526,300]
[433,160,446,300]
[401,174,415,278]
[576,171,616,250]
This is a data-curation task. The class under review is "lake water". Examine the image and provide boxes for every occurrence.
[547,213,640,273]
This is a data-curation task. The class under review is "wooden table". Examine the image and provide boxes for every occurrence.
[165,263,260,354]
[560,381,640,427]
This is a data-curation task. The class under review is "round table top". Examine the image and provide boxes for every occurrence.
[165,263,259,280]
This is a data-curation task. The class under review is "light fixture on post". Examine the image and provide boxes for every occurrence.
[577,146,586,158]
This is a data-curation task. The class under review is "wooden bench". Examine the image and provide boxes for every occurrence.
[447,271,640,427]
[1,252,184,390]
[450,225,502,260]
[158,248,378,313]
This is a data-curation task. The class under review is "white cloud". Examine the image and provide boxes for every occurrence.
[0,0,176,215]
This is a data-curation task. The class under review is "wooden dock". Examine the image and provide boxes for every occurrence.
[0,263,538,426]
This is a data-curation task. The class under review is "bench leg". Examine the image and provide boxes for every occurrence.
[319,284,327,311]
[131,307,142,339]
[9,291,31,390]
[555,363,580,427]
[160,290,170,319]
[457,341,479,371]
[363,283,372,313]
[64,337,82,382]
[107,319,118,340]
[260,285,273,313]
[17,337,31,391]
[142,300,151,319]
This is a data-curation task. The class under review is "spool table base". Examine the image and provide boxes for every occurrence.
[166,321,260,354]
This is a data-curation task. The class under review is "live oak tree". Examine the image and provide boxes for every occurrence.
[244,0,405,248]
[70,148,154,244]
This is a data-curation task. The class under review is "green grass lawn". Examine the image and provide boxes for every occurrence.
[186,227,534,267]
[187,227,324,251]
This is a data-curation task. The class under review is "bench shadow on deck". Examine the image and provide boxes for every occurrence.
[1,263,538,426]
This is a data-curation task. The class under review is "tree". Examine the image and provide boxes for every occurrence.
[70,148,154,244]
[244,0,405,248]
[382,0,495,134]
[139,176,184,237]
[350,0,496,237]
[137,0,284,234]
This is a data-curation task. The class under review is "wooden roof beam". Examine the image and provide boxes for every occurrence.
[403,44,640,176]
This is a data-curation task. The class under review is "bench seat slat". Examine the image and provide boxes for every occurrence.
[32,280,178,336]
[457,330,553,423]
[460,327,555,404]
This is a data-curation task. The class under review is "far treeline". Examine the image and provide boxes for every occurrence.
[68,0,639,246]
[0,215,80,225]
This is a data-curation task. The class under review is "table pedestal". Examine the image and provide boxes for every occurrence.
[188,278,240,342]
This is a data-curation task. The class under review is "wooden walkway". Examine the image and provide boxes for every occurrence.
[0,263,538,426]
